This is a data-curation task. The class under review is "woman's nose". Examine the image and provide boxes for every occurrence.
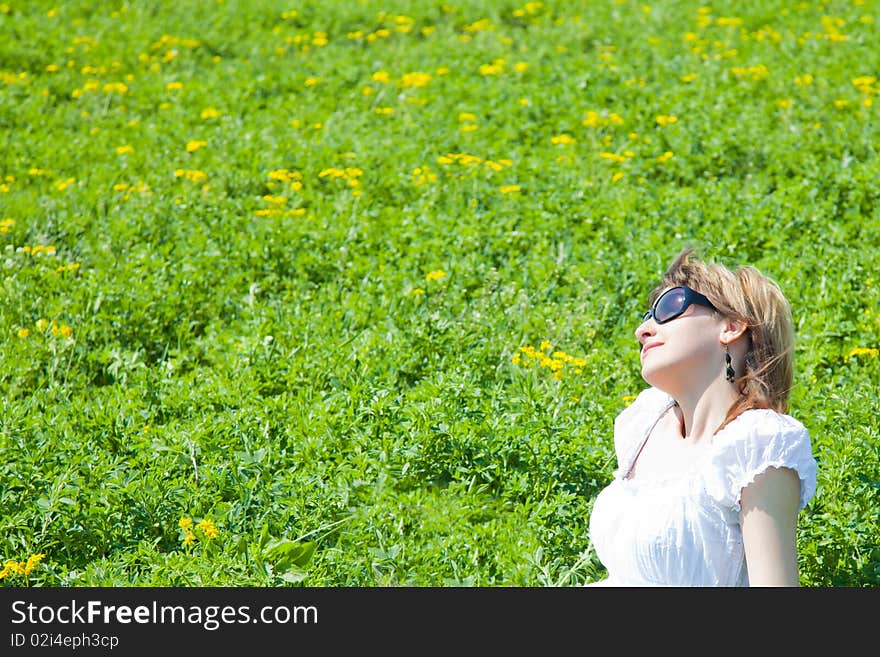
[635,318,655,342]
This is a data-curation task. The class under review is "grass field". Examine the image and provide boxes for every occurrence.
[1,0,878,587]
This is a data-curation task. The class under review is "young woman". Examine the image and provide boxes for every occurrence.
[586,247,817,586]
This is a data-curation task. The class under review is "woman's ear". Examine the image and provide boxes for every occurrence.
[720,318,748,345]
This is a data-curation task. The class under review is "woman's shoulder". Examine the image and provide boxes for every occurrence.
[719,407,810,445]
[706,407,817,511]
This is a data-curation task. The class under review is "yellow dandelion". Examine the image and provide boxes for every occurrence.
[102,82,128,94]
[186,140,207,153]
[425,270,446,282]
[845,347,878,360]
[499,185,521,194]
[400,72,432,88]
[17,328,29,339]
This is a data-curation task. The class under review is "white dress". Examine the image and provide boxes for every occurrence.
[586,386,818,586]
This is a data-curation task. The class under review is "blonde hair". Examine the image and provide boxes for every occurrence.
[649,247,796,430]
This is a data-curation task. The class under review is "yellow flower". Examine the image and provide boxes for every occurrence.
[400,72,432,88]
[200,107,221,119]
[182,530,196,546]
[24,553,45,575]
[197,519,219,539]
[186,140,207,153]
[499,185,521,194]
[479,61,504,75]
[17,328,29,339]
[116,145,135,155]
[655,115,678,127]
[102,82,128,94]
[408,288,424,296]
[179,516,193,530]
[425,270,446,282]
[0,560,21,579]
[175,169,208,183]
[845,347,878,360]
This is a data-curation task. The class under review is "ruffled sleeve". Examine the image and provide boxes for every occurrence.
[612,386,674,477]
[704,409,818,513]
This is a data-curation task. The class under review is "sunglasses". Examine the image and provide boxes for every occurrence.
[642,285,717,324]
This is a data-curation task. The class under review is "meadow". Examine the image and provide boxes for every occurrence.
[0,0,878,587]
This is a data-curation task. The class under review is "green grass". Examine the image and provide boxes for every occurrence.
[1,0,878,587]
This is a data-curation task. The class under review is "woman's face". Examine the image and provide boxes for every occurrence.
[634,291,724,392]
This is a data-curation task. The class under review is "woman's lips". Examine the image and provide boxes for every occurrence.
[641,342,662,357]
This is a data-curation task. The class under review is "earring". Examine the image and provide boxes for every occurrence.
[724,344,735,383]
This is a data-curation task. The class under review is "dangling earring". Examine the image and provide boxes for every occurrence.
[724,344,735,383]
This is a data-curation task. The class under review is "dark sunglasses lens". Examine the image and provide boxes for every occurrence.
[654,288,687,323]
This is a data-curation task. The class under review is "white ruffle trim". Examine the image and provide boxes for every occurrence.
[729,458,818,513]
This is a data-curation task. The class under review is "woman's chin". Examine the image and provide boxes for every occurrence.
[640,368,672,392]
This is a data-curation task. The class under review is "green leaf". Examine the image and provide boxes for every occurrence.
[261,539,316,571]
[258,523,271,550]
[280,569,308,584]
